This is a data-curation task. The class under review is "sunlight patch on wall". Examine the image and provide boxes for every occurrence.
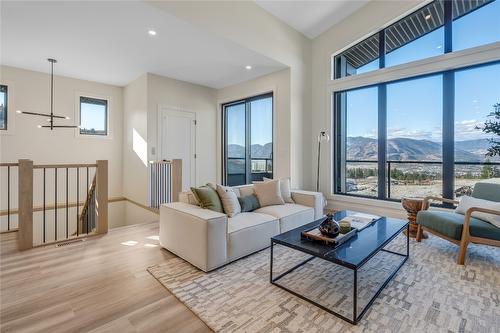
[133,128,148,166]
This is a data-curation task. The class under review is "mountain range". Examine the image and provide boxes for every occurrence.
[347,137,498,161]
[228,143,272,159]
[227,137,498,162]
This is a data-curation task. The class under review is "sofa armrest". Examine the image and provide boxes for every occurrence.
[159,202,227,272]
[291,190,324,219]
[422,196,459,210]
[462,206,500,237]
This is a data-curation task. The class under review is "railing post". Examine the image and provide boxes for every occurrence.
[387,161,391,199]
[96,160,108,234]
[18,159,33,250]
[171,159,182,202]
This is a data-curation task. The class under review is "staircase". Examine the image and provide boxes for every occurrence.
[0,160,108,249]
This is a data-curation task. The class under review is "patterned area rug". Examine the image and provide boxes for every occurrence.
[148,235,500,333]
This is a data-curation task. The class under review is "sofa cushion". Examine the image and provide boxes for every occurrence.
[255,203,314,233]
[253,179,284,207]
[417,210,500,241]
[179,191,199,205]
[216,185,241,217]
[238,194,260,212]
[232,184,255,198]
[227,212,279,262]
[190,185,223,213]
[264,177,294,203]
[455,195,500,228]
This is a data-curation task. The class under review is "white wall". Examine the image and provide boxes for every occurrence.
[122,74,149,205]
[216,68,291,184]
[310,1,426,217]
[147,73,217,187]
[122,73,217,206]
[0,65,124,197]
[148,0,312,189]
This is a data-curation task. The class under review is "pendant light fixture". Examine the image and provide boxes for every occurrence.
[16,58,78,129]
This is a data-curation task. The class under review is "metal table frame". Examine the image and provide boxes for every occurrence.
[270,223,409,325]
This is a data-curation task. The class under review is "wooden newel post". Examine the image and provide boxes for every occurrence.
[96,160,108,234]
[171,159,182,202]
[18,159,33,250]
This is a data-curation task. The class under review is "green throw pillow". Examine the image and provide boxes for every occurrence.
[238,194,261,212]
[190,185,223,213]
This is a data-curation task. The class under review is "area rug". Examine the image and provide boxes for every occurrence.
[148,235,500,333]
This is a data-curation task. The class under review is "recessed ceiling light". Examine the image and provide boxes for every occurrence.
[245,65,252,70]
[148,30,157,36]
[425,14,431,20]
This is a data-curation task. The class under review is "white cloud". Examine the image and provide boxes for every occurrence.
[387,127,441,141]
[455,119,489,140]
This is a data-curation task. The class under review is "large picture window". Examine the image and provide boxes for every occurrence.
[333,0,500,201]
[222,93,273,186]
[0,85,7,130]
[334,63,500,201]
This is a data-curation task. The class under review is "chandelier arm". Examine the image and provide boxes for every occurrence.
[40,125,78,128]
[18,111,67,119]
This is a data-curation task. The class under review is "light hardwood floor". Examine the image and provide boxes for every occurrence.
[0,222,212,333]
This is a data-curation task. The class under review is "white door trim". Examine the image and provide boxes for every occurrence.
[157,105,197,189]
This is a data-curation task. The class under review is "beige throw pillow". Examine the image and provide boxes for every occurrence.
[253,179,285,207]
[216,185,241,217]
[263,177,294,203]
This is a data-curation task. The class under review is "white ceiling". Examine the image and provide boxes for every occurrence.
[1,1,286,88]
[255,0,370,39]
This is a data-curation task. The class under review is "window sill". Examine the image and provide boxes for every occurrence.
[326,193,452,219]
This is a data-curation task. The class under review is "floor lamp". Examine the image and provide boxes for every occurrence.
[316,131,330,192]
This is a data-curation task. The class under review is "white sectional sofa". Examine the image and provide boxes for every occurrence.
[159,184,324,272]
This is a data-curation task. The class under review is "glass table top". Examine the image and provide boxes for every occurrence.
[271,210,408,269]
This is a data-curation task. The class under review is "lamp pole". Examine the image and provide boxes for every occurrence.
[316,131,330,192]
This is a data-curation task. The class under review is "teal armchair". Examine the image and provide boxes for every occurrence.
[416,182,500,265]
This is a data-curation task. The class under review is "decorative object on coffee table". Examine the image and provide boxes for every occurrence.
[318,213,340,238]
[401,197,427,239]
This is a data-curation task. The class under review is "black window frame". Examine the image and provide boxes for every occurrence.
[333,0,496,79]
[79,96,108,136]
[333,59,500,202]
[0,85,7,131]
[222,92,274,186]
[332,0,499,202]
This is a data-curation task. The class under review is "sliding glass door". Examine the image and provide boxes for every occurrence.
[223,93,273,186]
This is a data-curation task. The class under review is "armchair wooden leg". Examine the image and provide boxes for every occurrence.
[457,238,468,265]
[416,225,423,242]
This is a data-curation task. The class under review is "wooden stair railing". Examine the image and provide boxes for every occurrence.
[15,159,108,250]
[77,174,96,236]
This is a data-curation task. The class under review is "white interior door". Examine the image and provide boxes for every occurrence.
[159,108,196,191]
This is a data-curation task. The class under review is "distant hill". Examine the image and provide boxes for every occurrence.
[228,138,498,162]
[228,143,272,159]
[347,137,496,161]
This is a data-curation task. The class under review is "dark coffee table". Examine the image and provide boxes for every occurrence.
[270,210,409,325]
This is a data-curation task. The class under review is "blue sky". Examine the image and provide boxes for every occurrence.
[81,102,106,131]
[227,96,272,146]
[347,1,500,142]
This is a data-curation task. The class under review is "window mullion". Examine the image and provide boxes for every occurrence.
[444,0,453,53]
[442,71,455,200]
[379,30,385,69]
[245,100,251,184]
[377,84,387,199]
